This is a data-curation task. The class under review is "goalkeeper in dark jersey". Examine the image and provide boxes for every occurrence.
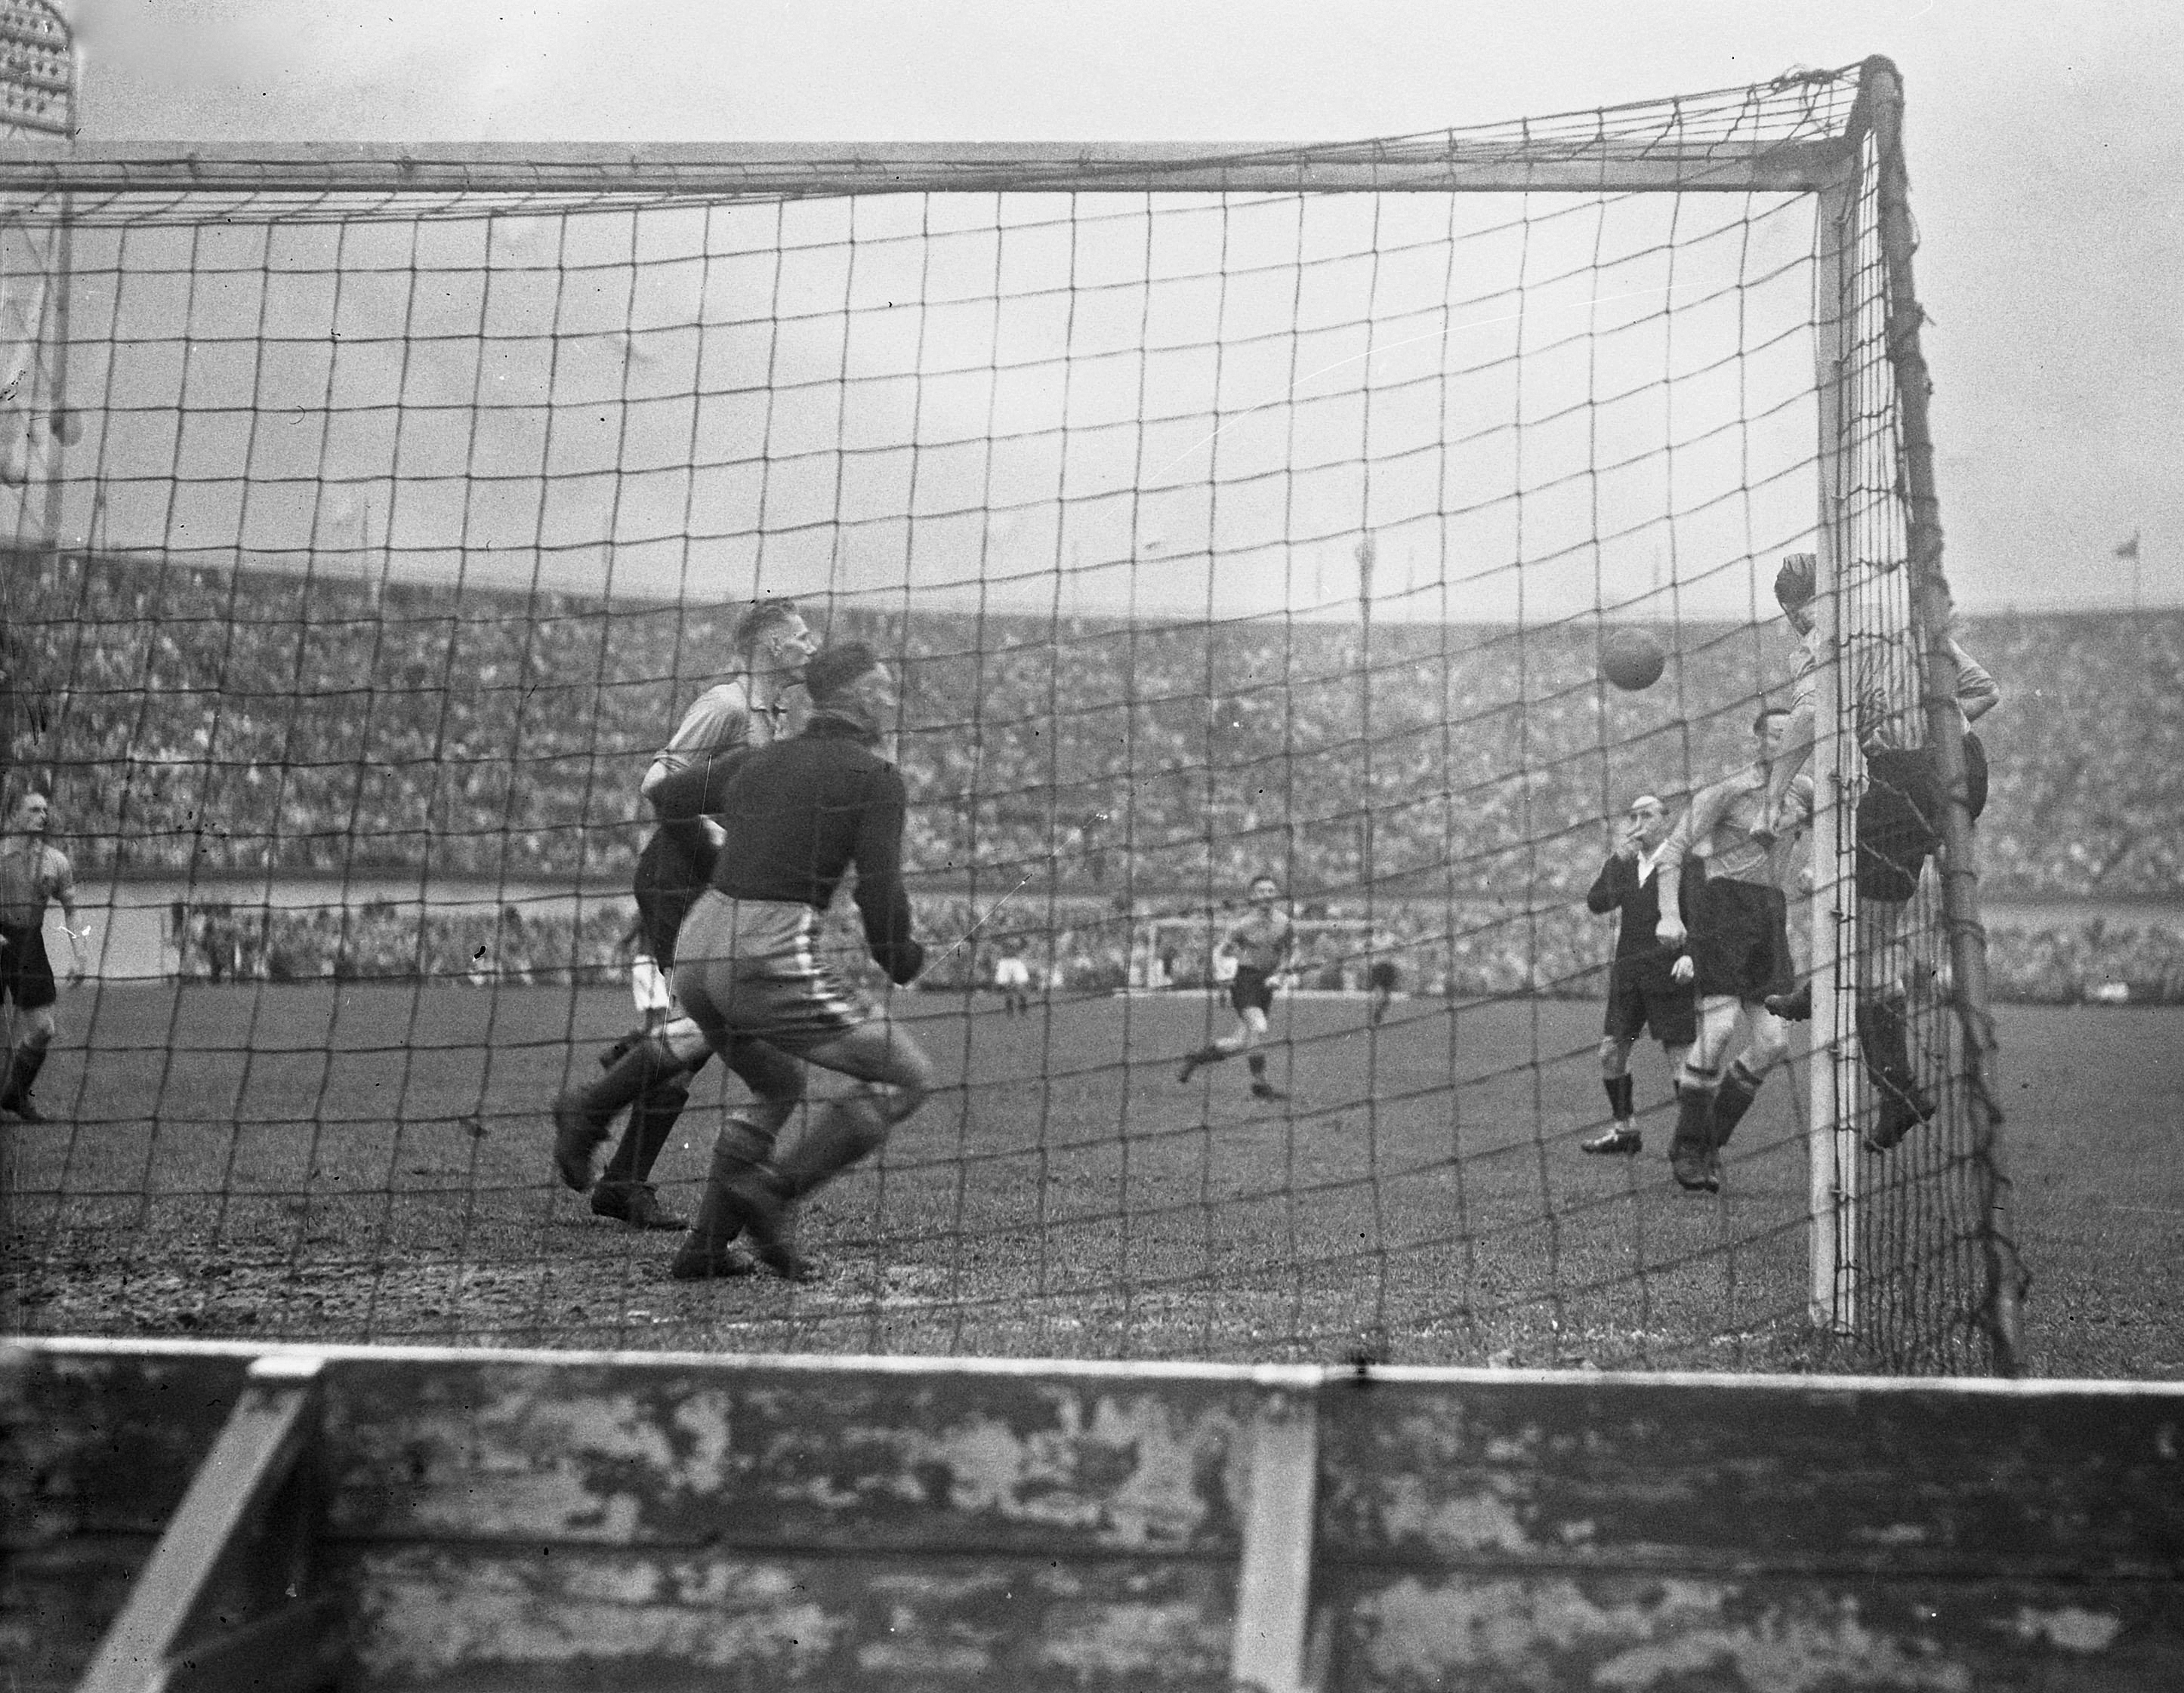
[551,598,810,1230]
[666,641,934,1284]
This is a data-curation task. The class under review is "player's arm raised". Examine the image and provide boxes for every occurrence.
[1947,634,2000,724]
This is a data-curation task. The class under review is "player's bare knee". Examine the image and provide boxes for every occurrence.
[1598,1036,1630,1078]
[660,1017,711,1065]
[878,1047,934,1121]
[1743,1014,1791,1075]
[20,1015,54,1051]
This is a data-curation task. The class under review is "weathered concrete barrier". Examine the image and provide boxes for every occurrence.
[5,1340,2180,1690]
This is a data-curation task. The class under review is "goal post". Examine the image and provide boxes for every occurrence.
[0,59,2019,1371]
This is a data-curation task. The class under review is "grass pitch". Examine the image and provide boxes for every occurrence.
[5,983,2171,1375]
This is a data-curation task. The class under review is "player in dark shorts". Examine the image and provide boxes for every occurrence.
[1,787,88,1124]
[1760,554,2000,1150]
[1653,709,1813,1192]
[1365,948,1400,1027]
[1579,793,1697,1157]
[554,748,807,1232]
[1177,874,1296,1102]
[665,643,935,1283]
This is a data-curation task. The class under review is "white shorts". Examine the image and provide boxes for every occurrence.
[993,958,1031,988]
[629,954,674,1017]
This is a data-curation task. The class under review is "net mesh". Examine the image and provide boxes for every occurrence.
[0,63,2012,1369]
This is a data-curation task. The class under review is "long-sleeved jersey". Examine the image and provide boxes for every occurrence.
[710,711,924,985]
[1586,847,1698,958]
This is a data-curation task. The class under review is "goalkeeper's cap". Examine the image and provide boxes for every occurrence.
[1774,553,1818,612]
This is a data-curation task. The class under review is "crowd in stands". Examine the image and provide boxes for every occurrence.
[16,550,2184,1006]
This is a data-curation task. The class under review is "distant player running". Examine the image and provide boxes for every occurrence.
[1,787,88,1123]
[992,939,1034,1017]
[1578,792,1697,1157]
[1177,874,1294,1102]
[1760,554,1999,1149]
[1365,930,1400,1027]
[1653,709,1813,1192]
[553,598,815,1229]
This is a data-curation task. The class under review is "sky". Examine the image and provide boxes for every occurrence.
[32,0,2184,615]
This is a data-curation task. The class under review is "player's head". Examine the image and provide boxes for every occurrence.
[804,640,896,728]
[5,784,51,834]
[1248,873,1281,908]
[1774,553,1818,635]
[736,598,816,677]
[1753,705,1791,763]
[1624,792,1669,849]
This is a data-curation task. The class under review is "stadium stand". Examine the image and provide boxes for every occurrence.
[15,550,2184,1003]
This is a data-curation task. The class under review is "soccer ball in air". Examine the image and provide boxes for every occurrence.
[1599,627,1666,692]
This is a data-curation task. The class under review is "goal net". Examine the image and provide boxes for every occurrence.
[0,58,2020,1371]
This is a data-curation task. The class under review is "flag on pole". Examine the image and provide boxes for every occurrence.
[2115,532,2141,561]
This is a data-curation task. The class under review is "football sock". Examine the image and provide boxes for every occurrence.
[1248,1053,1267,1079]
[1709,1060,1763,1148]
[575,1035,683,1126]
[778,1092,891,1199]
[1855,995,1923,1106]
[1603,1073,1635,1121]
[1670,1084,1715,1152]
[0,1041,46,1109]
[600,1070,692,1185]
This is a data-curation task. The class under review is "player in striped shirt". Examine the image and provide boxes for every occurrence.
[1,787,88,1123]
[1177,874,1295,1102]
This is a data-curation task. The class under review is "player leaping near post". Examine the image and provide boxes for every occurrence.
[1757,554,2000,1151]
[1652,710,1814,1192]
[0,785,88,1124]
[1177,873,1294,1102]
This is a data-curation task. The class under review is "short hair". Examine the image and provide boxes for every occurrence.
[733,597,803,658]
[804,640,883,705]
[4,782,50,827]
[1754,705,1791,732]
[1773,553,1817,612]
[1627,793,1664,815]
[1248,873,1281,893]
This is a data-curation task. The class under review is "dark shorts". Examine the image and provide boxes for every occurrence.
[0,924,56,1011]
[634,828,711,967]
[1603,948,1697,1047]
[1686,879,1796,1004]
[673,892,866,1055]
[1856,734,1988,905]
[1366,960,1399,993]
[1229,967,1276,1016]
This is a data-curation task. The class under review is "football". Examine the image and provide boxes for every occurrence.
[1600,626,1666,692]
